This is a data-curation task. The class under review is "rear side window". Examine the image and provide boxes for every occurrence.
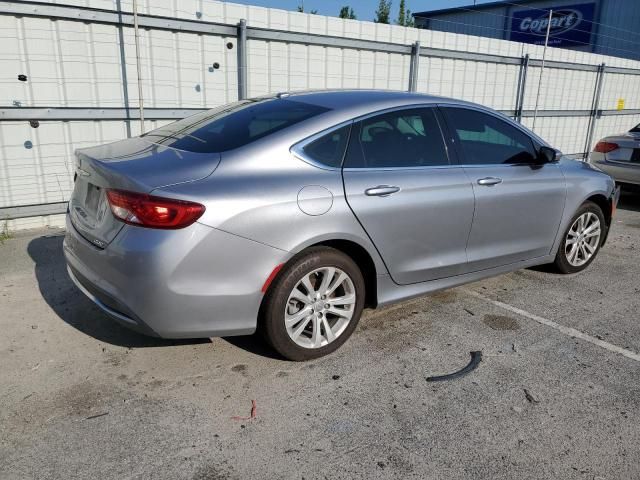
[301,125,351,168]
[630,123,640,133]
[143,99,330,153]
[344,108,449,168]
[442,107,537,165]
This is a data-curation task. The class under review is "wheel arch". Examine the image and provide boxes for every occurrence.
[262,236,382,310]
[310,239,379,308]
[585,193,612,229]
[585,192,614,245]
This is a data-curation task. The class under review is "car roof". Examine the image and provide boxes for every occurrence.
[277,89,455,112]
[240,89,548,150]
[267,89,509,126]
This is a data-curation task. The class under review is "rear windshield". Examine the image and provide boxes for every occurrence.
[631,123,640,133]
[142,98,330,153]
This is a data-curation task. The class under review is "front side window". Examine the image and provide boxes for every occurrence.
[442,107,538,165]
[143,98,330,153]
[344,108,449,168]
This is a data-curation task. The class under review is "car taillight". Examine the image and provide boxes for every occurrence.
[594,141,619,153]
[106,189,205,229]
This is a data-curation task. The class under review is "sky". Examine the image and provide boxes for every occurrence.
[223,1,495,22]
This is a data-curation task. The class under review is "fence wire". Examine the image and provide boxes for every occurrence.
[1,1,640,222]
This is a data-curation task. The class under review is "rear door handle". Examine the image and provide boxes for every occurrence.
[477,177,503,186]
[365,185,400,197]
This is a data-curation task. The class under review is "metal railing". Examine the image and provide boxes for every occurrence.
[1,0,640,221]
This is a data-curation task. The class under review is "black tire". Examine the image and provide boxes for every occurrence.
[261,247,365,361]
[553,201,606,274]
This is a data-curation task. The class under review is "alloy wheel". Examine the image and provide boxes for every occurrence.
[565,212,601,267]
[284,267,356,349]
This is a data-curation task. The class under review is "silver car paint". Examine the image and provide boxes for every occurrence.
[590,130,640,185]
[64,90,615,338]
[462,162,566,270]
[65,217,285,337]
[71,139,222,247]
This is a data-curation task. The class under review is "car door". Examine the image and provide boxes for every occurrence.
[440,105,566,272]
[342,106,475,285]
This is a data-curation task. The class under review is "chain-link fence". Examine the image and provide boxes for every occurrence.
[1,0,640,229]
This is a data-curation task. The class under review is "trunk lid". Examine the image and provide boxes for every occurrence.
[69,137,220,248]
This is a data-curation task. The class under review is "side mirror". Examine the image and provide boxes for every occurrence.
[539,146,561,163]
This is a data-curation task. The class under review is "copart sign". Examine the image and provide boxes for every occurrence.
[509,3,595,47]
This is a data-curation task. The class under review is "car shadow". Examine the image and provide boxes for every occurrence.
[221,336,285,361]
[617,187,640,213]
[28,234,285,358]
[27,234,212,348]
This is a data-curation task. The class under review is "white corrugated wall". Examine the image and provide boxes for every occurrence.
[1,0,640,230]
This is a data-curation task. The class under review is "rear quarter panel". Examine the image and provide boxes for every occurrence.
[150,139,389,276]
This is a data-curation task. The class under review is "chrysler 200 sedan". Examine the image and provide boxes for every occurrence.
[64,90,619,360]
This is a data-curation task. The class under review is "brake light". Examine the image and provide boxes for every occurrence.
[106,189,205,229]
[594,142,619,153]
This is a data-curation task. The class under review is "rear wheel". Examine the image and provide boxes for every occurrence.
[261,247,365,361]
[553,201,605,274]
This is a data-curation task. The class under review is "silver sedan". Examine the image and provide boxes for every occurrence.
[64,90,618,360]
[590,124,640,187]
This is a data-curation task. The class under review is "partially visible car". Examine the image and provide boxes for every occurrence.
[590,123,640,188]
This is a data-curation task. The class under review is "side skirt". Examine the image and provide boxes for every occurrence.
[375,254,555,307]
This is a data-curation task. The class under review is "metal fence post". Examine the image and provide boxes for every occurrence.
[408,41,420,92]
[532,9,553,131]
[514,54,529,123]
[115,0,131,137]
[584,63,606,160]
[237,19,248,100]
[132,0,145,133]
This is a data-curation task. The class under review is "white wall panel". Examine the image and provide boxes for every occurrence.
[3,0,640,230]
[600,73,640,111]
[0,119,170,212]
[521,116,592,156]
[522,67,599,111]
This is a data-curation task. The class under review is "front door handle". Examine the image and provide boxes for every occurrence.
[477,177,503,186]
[365,185,400,197]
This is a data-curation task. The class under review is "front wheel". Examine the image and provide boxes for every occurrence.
[261,247,365,361]
[553,201,605,274]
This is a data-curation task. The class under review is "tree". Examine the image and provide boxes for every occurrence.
[396,0,414,27]
[297,5,318,14]
[339,6,357,20]
[374,0,392,24]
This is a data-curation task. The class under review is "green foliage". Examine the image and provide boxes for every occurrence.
[374,0,392,24]
[339,6,357,20]
[396,0,414,27]
[0,220,11,244]
[297,5,318,14]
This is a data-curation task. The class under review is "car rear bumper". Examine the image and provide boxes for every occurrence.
[592,157,640,186]
[63,215,288,339]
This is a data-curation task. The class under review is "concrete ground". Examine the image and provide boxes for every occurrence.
[1,191,640,480]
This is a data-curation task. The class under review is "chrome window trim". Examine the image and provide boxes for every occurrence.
[437,102,548,146]
[290,120,354,171]
[290,101,551,171]
[290,102,443,171]
[349,102,440,123]
[342,164,465,173]
[437,102,550,168]
[342,103,453,171]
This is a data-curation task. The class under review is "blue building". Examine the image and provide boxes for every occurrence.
[413,0,640,61]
